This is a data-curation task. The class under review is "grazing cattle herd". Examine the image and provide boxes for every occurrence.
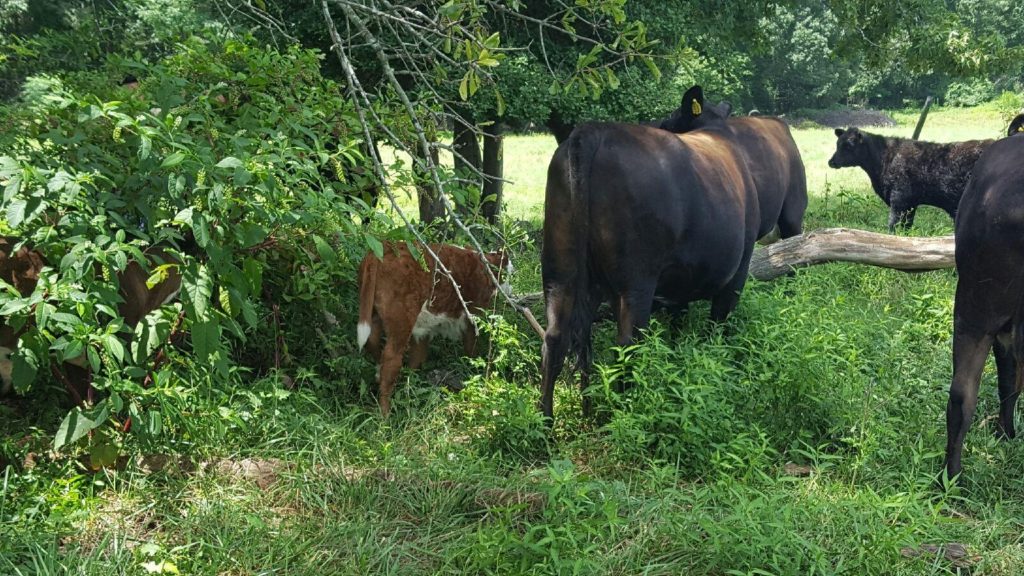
[2,84,1024,483]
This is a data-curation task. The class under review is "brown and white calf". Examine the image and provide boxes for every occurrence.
[0,238,182,396]
[356,242,510,416]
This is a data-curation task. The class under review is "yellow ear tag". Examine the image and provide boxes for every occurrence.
[1018,125,1024,132]
[691,100,702,116]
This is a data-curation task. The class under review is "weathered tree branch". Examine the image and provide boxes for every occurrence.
[748,227,955,281]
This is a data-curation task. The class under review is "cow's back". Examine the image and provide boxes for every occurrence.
[722,117,807,238]
[543,122,761,311]
[580,123,758,299]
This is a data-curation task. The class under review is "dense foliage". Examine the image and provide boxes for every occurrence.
[0,36,388,464]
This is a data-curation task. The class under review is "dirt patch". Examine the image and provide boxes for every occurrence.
[789,108,897,129]
[782,462,815,477]
[67,493,161,556]
[206,457,288,490]
[901,543,979,568]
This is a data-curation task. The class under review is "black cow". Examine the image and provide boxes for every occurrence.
[828,128,992,231]
[539,119,760,423]
[943,113,1024,481]
[659,86,807,240]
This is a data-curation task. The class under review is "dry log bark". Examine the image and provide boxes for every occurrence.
[748,227,954,281]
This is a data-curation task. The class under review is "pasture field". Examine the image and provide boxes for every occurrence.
[4,105,1024,575]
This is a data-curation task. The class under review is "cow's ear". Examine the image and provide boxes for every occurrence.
[681,85,704,117]
[1009,113,1024,136]
[834,128,845,138]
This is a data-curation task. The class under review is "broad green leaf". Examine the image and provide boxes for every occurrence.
[89,441,119,470]
[102,334,125,364]
[4,174,21,203]
[0,299,30,316]
[215,156,244,169]
[146,410,162,437]
[11,347,39,390]
[364,232,384,259]
[191,317,220,362]
[183,264,213,319]
[172,206,193,224]
[312,234,337,263]
[238,222,267,248]
[160,151,186,168]
[132,310,169,364]
[47,170,73,192]
[495,90,506,117]
[54,403,109,451]
[191,211,210,248]
[138,135,152,161]
[0,156,18,179]
[60,339,84,364]
[87,346,101,373]
[6,197,47,228]
[242,258,262,295]
[240,299,258,328]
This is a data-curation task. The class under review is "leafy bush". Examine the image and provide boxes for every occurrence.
[0,35,377,460]
[944,78,997,107]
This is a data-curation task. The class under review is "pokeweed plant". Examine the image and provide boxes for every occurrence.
[0,35,386,463]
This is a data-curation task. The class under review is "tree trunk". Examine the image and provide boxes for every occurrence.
[452,119,481,216]
[481,123,504,224]
[748,227,955,281]
[415,143,444,224]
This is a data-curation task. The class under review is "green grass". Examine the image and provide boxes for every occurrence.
[5,105,1024,575]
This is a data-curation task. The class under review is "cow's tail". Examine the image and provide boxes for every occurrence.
[563,128,600,374]
[356,254,378,350]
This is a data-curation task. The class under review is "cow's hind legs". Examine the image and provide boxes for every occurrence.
[578,297,601,419]
[408,336,431,369]
[377,327,413,418]
[615,284,657,346]
[944,330,993,482]
[994,335,1021,439]
[364,315,384,362]
[540,291,574,423]
[777,190,807,240]
[710,248,754,323]
[610,284,656,394]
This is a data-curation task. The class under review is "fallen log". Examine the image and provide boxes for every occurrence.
[749,227,955,281]
[511,228,956,317]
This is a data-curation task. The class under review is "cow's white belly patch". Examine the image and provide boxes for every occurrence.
[412,305,469,341]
